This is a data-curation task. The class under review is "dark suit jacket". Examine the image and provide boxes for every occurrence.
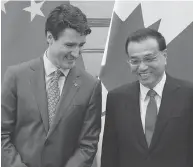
[101,75,193,167]
[1,57,102,167]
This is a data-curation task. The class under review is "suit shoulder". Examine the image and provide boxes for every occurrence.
[170,77,193,97]
[3,58,41,82]
[108,81,137,95]
[6,58,37,74]
[174,77,193,89]
[78,67,100,84]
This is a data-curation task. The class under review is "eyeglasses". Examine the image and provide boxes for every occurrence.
[127,51,163,66]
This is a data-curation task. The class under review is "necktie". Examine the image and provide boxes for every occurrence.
[47,69,63,127]
[145,89,157,147]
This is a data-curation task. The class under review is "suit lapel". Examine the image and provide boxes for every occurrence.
[127,82,149,150]
[47,67,81,137]
[149,75,180,151]
[29,57,49,133]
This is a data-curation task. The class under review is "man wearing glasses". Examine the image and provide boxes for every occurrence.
[101,28,193,167]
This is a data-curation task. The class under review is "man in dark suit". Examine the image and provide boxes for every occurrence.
[1,4,102,167]
[101,28,193,167]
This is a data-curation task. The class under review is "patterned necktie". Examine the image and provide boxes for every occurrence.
[145,89,157,147]
[47,69,63,127]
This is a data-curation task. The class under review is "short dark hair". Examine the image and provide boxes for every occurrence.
[45,4,91,40]
[125,28,166,55]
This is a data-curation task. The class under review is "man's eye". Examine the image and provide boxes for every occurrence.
[65,44,74,47]
[145,57,156,62]
[145,58,153,62]
[131,60,140,64]
[79,43,85,47]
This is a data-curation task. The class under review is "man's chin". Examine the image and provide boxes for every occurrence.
[138,75,149,83]
[60,64,74,70]
[139,79,153,88]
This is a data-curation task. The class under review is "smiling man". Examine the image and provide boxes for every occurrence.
[101,28,193,167]
[2,4,102,167]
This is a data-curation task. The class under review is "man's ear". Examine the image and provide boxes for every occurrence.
[46,31,54,45]
[162,49,168,65]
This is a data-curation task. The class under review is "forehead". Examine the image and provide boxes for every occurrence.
[127,38,159,57]
[58,28,86,43]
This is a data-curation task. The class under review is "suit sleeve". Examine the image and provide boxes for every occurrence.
[1,67,27,167]
[65,80,102,167]
[190,88,193,167]
[101,92,119,167]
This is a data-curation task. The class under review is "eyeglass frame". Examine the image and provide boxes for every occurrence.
[127,49,167,66]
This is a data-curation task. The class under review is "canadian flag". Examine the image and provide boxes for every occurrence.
[97,1,193,167]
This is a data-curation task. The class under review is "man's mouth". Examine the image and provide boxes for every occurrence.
[139,72,150,80]
[65,55,75,61]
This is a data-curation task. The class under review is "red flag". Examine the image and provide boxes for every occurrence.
[1,0,87,78]
[100,1,193,91]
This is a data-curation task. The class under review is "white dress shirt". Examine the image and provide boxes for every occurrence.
[140,72,166,132]
[43,51,70,96]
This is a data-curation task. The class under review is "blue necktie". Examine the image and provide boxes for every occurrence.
[145,89,157,147]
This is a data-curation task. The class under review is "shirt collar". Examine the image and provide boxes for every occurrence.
[140,72,166,100]
[43,50,70,77]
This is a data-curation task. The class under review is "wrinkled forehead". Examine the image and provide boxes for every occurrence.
[127,38,159,58]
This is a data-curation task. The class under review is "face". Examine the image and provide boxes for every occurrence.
[47,28,86,70]
[127,38,167,88]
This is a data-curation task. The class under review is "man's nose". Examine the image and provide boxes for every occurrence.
[138,61,148,71]
[71,46,81,58]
